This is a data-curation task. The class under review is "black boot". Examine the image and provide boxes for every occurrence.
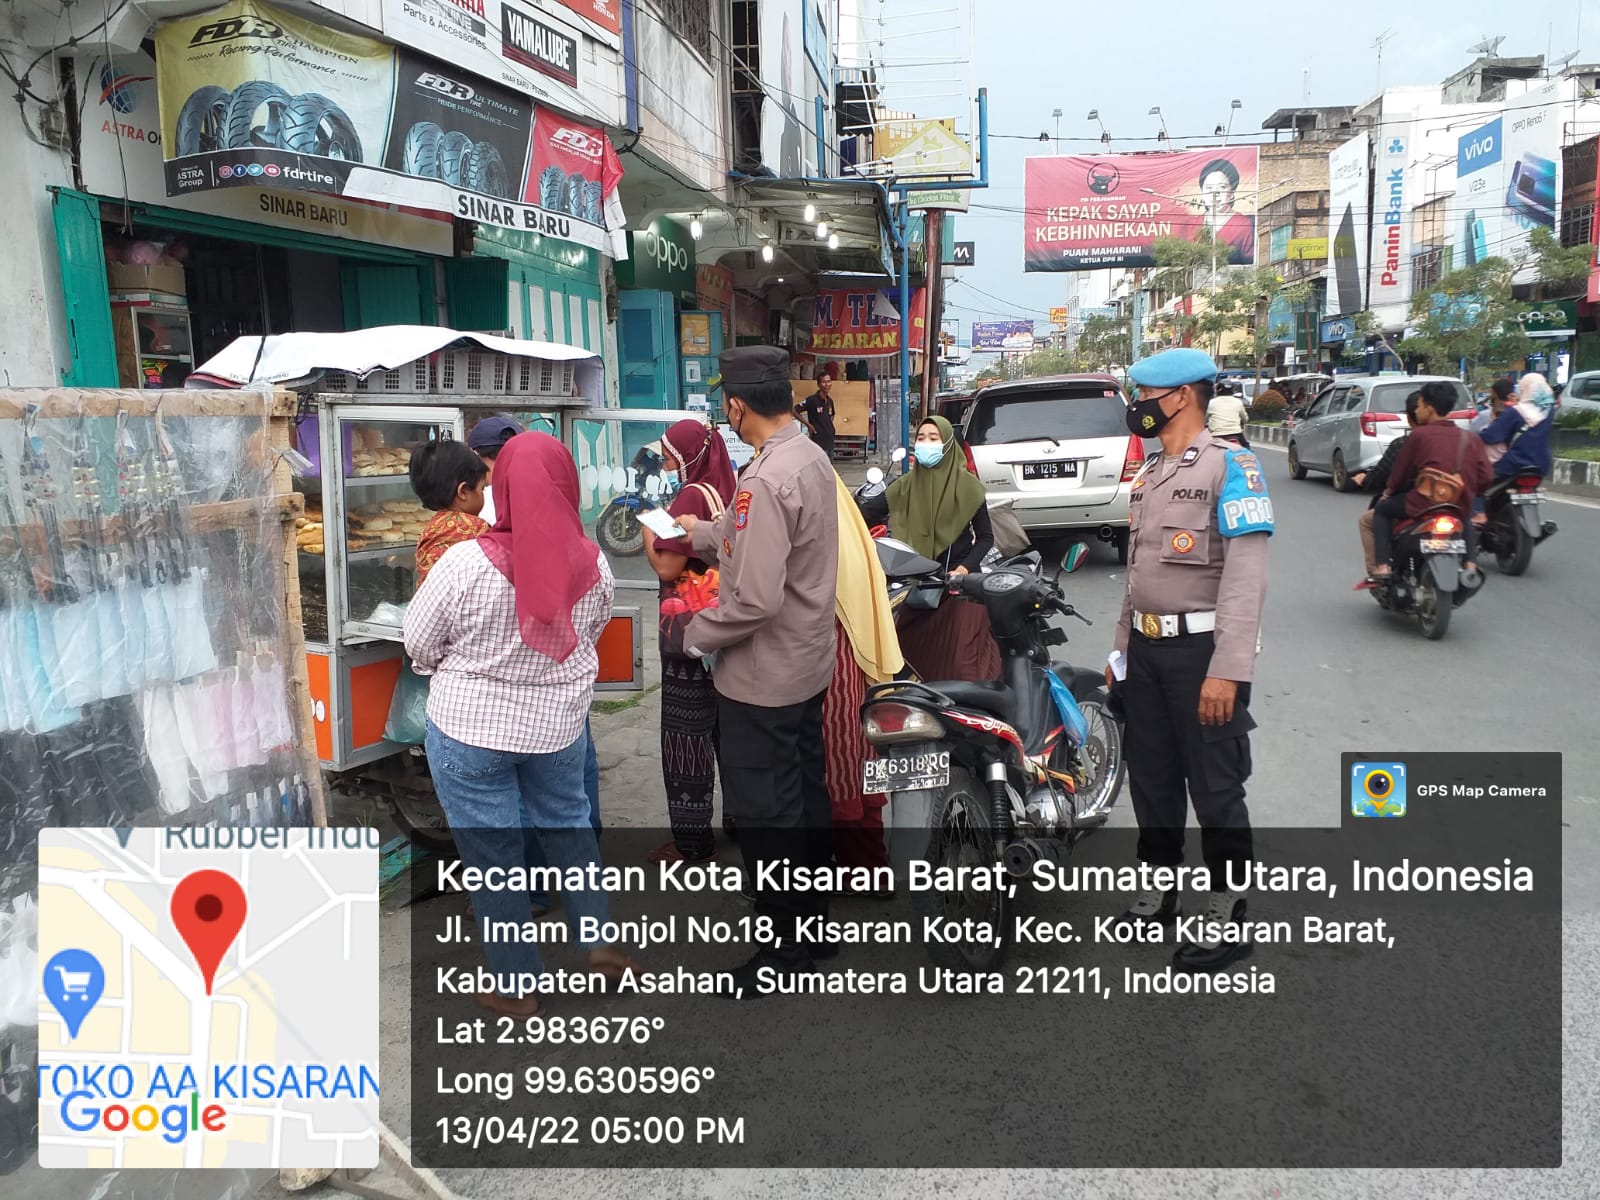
[1172,890,1253,972]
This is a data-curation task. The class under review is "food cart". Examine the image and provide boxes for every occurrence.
[188,329,645,835]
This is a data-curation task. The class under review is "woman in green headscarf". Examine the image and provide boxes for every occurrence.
[858,416,1000,682]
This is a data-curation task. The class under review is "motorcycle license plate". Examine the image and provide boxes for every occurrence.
[863,749,951,793]
[1022,460,1078,480]
[1510,494,1540,504]
[1421,538,1466,553]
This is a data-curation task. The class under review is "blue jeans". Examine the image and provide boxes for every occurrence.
[426,720,611,985]
[521,720,601,907]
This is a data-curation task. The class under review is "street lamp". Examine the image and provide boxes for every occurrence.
[1052,107,1062,154]
[1149,106,1169,142]
[1222,99,1242,145]
[1086,108,1110,145]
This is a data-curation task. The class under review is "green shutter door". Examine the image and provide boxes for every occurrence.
[341,263,428,329]
[52,188,117,386]
[445,258,510,332]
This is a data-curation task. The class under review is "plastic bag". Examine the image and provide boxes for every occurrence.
[384,659,430,745]
[1043,667,1090,749]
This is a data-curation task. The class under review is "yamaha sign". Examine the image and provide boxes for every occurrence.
[618,216,697,301]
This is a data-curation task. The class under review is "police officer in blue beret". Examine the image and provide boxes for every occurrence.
[1108,348,1273,972]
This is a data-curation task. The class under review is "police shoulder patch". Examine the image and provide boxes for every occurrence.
[733,489,752,530]
[1217,447,1274,538]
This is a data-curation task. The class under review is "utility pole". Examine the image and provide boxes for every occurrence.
[919,207,945,420]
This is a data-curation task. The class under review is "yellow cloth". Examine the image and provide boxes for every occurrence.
[833,475,904,684]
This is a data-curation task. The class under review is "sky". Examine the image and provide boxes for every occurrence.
[870,0,1591,346]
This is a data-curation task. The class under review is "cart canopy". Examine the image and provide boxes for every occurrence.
[189,325,602,391]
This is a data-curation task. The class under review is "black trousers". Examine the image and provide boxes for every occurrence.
[717,691,831,960]
[1122,631,1254,884]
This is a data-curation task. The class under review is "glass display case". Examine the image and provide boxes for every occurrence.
[112,301,195,389]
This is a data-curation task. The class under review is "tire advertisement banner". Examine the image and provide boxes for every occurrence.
[156,0,628,257]
[380,0,618,127]
[1023,147,1260,271]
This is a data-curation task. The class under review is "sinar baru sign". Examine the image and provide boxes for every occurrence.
[156,0,627,256]
[1024,147,1260,271]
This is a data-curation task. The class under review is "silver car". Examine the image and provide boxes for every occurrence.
[1560,371,1600,415]
[960,375,1143,563]
[1287,375,1472,491]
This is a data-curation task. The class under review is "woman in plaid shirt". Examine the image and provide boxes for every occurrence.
[405,432,638,1014]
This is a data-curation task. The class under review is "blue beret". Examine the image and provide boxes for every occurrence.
[1128,348,1219,389]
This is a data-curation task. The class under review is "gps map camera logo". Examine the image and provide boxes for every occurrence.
[1352,761,1407,818]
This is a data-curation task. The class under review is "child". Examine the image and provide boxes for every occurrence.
[409,439,490,587]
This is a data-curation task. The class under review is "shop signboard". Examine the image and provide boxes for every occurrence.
[811,288,927,356]
[1369,124,1413,311]
[380,0,621,125]
[972,320,1036,352]
[876,117,973,182]
[1320,315,1355,346]
[1287,236,1328,260]
[1049,306,1071,328]
[802,0,828,87]
[616,217,697,301]
[695,264,733,315]
[154,0,627,256]
[904,187,970,212]
[1024,147,1260,271]
[1325,132,1369,317]
[76,52,455,256]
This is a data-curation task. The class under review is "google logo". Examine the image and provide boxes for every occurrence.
[61,1091,227,1144]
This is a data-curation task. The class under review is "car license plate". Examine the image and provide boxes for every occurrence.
[1021,460,1078,481]
[1421,538,1466,553]
[863,749,951,793]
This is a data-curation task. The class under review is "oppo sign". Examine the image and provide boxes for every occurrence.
[621,217,696,296]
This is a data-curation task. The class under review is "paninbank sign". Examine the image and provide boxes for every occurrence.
[1373,130,1411,305]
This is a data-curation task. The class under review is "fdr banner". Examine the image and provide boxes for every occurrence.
[811,288,926,356]
[156,0,627,256]
[1024,147,1260,271]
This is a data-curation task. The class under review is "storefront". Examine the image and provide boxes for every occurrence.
[614,216,724,411]
[57,2,625,389]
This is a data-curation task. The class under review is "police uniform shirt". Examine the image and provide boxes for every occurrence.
[685,421,840,706]
[1113,430,1273,681]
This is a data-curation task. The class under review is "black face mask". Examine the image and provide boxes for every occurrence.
[1126,388,1179,437]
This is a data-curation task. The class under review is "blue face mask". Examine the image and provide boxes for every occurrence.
[661,470,680,491]
[913,442,946,468]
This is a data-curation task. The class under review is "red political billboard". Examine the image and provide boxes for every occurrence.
[1024,147,1260,271]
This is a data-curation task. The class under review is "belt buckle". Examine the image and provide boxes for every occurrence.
[1140,612,1163,638]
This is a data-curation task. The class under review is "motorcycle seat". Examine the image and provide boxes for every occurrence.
[927,679,1014,721]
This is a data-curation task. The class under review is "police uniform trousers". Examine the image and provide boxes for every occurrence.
[717,691,832,960]
[1122,630,1255,880]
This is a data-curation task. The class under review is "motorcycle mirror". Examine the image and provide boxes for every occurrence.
[1062,543,1089,574]
[890,447,908,463]
[865,466,884,485]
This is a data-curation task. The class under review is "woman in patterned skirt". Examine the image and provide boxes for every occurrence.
[825,475,904,873]
[640,419,737,863]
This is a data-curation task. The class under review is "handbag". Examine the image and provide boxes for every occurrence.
[1412,427,1469,508]
[659,484,725,659]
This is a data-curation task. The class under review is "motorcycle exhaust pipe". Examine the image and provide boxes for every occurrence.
[1096,525,1115,542]
[1002,836,1065,878]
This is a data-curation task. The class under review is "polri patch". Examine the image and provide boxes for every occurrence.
[1180,446,1201,465]
[734,489,752,530]
[1170,530,1196,554]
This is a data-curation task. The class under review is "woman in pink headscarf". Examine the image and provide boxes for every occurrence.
[641,418,738,863]
[405,432,637,1016]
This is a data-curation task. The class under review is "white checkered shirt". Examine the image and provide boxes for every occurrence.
[404,541,615,754]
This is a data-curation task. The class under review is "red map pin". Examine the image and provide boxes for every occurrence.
[171,870,247,996]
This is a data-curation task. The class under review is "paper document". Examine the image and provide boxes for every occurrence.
[637,508,686,539]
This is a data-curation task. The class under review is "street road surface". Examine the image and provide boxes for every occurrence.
[376,453,1598,1200]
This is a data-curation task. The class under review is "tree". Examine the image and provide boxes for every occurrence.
[1077,312,1131,371]
[1018,348,1076,377]
[973,364,1003,385]
[1404,256,1531,382]
[1528,226,1592,295]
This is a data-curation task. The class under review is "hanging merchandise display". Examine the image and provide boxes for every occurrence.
[154,0,629,256]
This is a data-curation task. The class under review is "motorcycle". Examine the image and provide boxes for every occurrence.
[1478,469,1557,576]
[859,555,1125,972]
[1367,504,1484,640]
[594,444,675,557]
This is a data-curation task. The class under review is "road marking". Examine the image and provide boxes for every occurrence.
[1249,441,1600,510]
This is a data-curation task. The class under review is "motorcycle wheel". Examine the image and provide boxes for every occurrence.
[1495,517,1532,576]
[1065,686,1125,824]
[595,505,645,556]
[1416,581,1451,640]
[913,769,1009,972]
